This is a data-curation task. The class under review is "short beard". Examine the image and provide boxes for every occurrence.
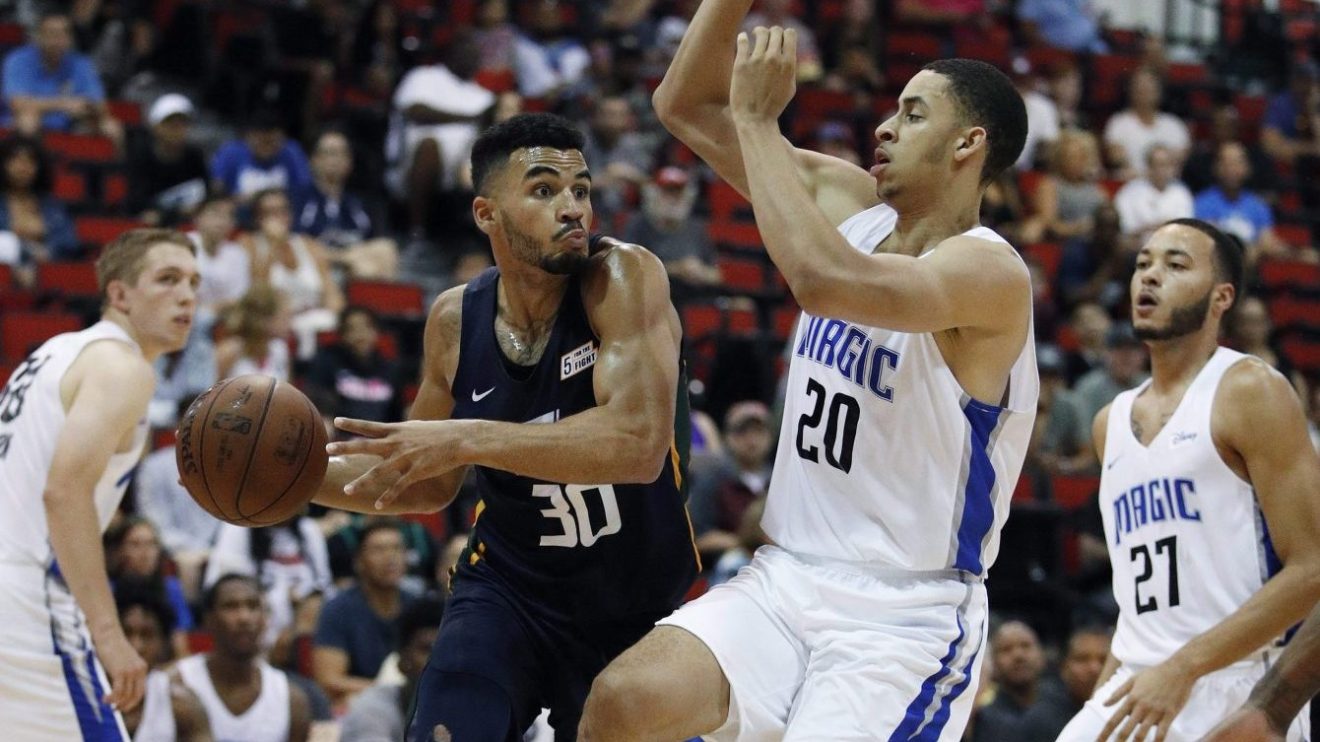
[1134,289,1212,342]
[502,215,589,276]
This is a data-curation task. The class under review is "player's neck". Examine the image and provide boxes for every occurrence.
[1146,331,1220,396]
[886,194,981,257]
[206,652,260,688]
[496,267,569,328]
[102,310,164,363]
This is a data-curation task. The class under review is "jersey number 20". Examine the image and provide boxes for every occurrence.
[534,484,622,548]
[796,378,860,473]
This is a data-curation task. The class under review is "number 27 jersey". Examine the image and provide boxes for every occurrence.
[1101,347,1281,669]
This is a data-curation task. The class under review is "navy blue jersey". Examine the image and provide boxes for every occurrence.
[448,267,698,623]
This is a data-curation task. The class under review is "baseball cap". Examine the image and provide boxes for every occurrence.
[725,400,770,433]
[654,166,690,189]
[148,93,195,127]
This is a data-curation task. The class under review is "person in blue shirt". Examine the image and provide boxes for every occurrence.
[1016,0,1108,54]
[1194,142,1296,262]
[1,11,121,145]
[209,108,313,205]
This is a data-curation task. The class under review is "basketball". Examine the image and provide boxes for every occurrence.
[176,374,329,527]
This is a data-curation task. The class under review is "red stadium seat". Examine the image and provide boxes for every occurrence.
[772,305,800,343]
[107,100,142,127]
[0,263,11,289]
[726,306,758,335]
[53,168,87,203]
[345,280,425,319]
[42,132,118,164]
[708,220,762,251]
[886,31,942,62]
[1,312,83,362]
[1281,337,1320,374]
[103,173,129,208]
[954,38,1012,69]
[1275,223,1313,250]
[1257,259,1320,291]
[681,303,722,340]
[717,255,767,294]
[36,261,100,300]
[75,217,142,248]
[707,180,750,221]
[1023,242,1063,286]
[1268,295,1320,332]
[1051,475,1100,510]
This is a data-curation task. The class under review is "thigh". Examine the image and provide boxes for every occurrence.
[407,579,544,742]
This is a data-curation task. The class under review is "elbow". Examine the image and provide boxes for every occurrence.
[618,430,671,484]
[786,267,835,316]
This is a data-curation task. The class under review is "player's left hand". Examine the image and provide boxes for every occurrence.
[730,26,797,124]
[1099,660,1197,741]
[327,417,468,509]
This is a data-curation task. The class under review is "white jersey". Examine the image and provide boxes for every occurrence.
[134,669,177,742]
[0,320,149,567]
[176,655,290,742]
[762,204,1038,575]
[1101,347,1283,669]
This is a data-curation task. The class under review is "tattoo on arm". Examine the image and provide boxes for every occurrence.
[1249,661,1319,734]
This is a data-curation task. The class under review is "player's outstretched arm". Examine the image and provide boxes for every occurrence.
[44,340,153,712]
[728,28,1030,336]
[314,287,469,514]
[653,0,873,223]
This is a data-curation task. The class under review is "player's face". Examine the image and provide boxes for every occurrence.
[356,529,406,588]
[488,147,593,275]
[1061,633,1110,702]
[121,606,168,668]
[872,72,966,202]
[119,243,200,355]
[1131,225,1228,342]
[398,627,439,682]
[206,580,266,659]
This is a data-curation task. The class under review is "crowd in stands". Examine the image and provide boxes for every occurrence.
[0,0,1318,738]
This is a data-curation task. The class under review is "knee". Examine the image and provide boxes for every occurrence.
[580,665,655,741]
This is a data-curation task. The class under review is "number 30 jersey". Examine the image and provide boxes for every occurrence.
[1101,347,1281,670]
[762,204,1038,577]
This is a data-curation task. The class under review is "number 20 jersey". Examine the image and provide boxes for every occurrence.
[1101,347,1281,669]
[762,204,1038,577]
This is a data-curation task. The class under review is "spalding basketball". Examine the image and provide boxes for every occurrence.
[177,374,328,527]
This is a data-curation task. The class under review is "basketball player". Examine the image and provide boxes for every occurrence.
[0,229,199,740]
[114,578,212,741]
[313,113,697,740]
[175,574,311,742]
[581,13,1036,742]
[1205,601,1320,742]
[1052,219,1320,742]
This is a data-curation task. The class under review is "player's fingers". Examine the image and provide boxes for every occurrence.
[1113,708,1145,742]
[1104,677,1134,706]
[1153,716,1171,742]
[333,417,389,438]
[345,460,401,498]
[375,465,418,510]
[1131,715,1156,742]
[751,26,769,58]
[768,26,783,57]
[1098,701,1131,740]
[735,31,749,63]
[326,436,390,457]
[784,27,797,63]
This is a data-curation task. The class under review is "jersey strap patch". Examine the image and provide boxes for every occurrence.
[560,341,598,380]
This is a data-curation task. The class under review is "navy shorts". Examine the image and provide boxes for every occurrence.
[406,569,663,742]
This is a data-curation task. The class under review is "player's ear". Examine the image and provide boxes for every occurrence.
[1213,281,1236,316]
[106,278,130,312]
[471,195,498,236]
[953,126,987,164]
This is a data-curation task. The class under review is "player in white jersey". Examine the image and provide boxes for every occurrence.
[0,229,200,740]
[578,7,1036,740]
[1055,219,1320,742]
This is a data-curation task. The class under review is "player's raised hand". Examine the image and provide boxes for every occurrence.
[1099,661,1195,742]
[94,628,147,712]
[1200,707,1284,742]
[328,417,468,510]
[729,26,797,124]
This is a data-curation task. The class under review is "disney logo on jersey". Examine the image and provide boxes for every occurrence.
[794,315,900,401]
[560,341,597,380]
[1111,476,1202,545]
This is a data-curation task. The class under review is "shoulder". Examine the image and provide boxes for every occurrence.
[426,284,466,343]
[932,233,1031,284]
[73,337,152,379]
[582,241,670,304]
[1215,355,1294,421]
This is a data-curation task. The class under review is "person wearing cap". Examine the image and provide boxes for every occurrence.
[1070,322,1148,438]
[127,93,209,226]
[622,165,719,297]
[209,109,313,204]
[687,400,775,560]
[1028,344,1093,480]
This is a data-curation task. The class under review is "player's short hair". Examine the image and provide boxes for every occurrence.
[920,59,1028,186]
[96,228,195,305]
[355,517,405,557]
[1162,218,1245,303]
[114,575,178,635]
[200,573,262,617]
[397,595,444,647]
[470,113,585,195]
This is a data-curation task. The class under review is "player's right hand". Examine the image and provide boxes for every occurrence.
[94,629,148,712]
[1200,708,1284,742]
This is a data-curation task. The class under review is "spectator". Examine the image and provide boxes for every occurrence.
[621,165,719,300]
[384,30,494,248]
[177,575,313,742]
[1226,295,1309,403]
[337,596,443,742]
[188,194,251,325]
[813,120,862,166]
[307,306,404,424]
[1183,102,1276,196]
[1071,322,1149,434]
[127,93,209,226]
[708,497,769,588]
[149,327,218,427]
[519,0,593,99]
[349,0,411,100]
[0,135,78,276]
[1021,130,1109,245]
[1261,60,1320,167]
[243,188,345,360]
[313,519,418,704]
[326,513,438,594]
[1114,145,1193,242]
[1049,62,1089,132]
[204,516,332,670]
[1103,68,1191,180]
[1194,142,1295,263]
[1016,0,1108,54]
[820,0,881,94]
[268,0,350,142]
[70,0,156,96]
[104,516,196,660]
[216,284,293,381]
[1063,302,1113,385]
[1020,626,1113,742]
[296,130,398,280]
[1013,57,1060,172]
[210,109,314,204]
[973,620,1047,741]
[1,11,122,145]
[1058,203,1132,311]
[114,577,211,742]
[689,400,775,558]
[1028,345,1092,482]
[581,94,653,232]
[742,0,823,81]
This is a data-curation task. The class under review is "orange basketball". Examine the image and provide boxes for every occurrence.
[176,375,328,527]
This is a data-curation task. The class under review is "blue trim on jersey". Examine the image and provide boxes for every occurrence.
[1255,499,1283,581]
[47,562,123,741]
[954,400,1003,574]
[889,607,980,741]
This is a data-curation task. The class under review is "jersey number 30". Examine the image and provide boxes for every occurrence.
[534,484,622,548]
[796,378,860,473]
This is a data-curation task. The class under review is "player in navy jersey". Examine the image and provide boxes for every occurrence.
[313,113,698,742]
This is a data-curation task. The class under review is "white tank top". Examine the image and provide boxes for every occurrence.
[0,320,149,566]
[259,235,323,315]
[134,670,176,742]
[229,339,291,382]
[176,654,290,742]
[1101,347,1281,669]
[761,204,1039,575]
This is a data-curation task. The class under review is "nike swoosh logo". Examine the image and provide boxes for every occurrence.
[472,387,495,402]
[1105,456,1122,470]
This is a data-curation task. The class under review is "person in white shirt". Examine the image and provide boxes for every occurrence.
[1103,67,1190,180]
[1114,145,1193,242]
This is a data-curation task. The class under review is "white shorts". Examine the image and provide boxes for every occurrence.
[658,546,988,741]
[1057,660,1311,742]
[0,562,128,741]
